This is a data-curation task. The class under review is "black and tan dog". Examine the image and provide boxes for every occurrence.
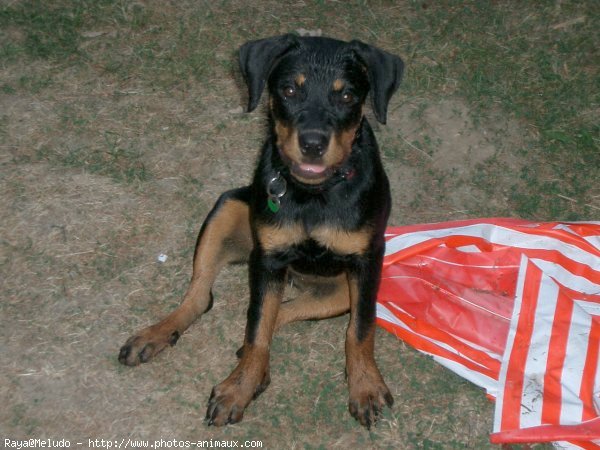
[119,34,404,429]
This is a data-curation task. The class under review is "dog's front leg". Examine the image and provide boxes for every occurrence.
[206,248,285,426]
[345,252,394,429]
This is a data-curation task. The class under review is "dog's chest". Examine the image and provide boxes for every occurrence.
[257,222,372,257]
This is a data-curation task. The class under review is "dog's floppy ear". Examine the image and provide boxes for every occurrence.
[239,34,298,112]
[348,40,404,124]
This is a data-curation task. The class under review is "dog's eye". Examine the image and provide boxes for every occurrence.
[283,86,296,98]
[341,92,353,103]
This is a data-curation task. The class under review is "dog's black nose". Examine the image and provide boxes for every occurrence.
[298,131,329,158]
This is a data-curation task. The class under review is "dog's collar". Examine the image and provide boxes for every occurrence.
[266,165,356,213]
[336,166,356,181]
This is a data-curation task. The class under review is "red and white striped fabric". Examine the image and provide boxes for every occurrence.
[376,218,600,449]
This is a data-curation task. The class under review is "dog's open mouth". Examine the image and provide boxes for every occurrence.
[278,148,335,183]
[291,162,331,180]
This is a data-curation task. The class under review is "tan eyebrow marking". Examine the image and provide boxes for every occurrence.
[295,73,306,86]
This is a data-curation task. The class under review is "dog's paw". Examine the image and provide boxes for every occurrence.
[348,370,394,429]
[205,369,270,426]
[205,384,248,426]
[118,326,180,366]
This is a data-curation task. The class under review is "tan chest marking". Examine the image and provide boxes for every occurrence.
[310,226,372,255]
[257,222,372,256]
[256,223,306,252]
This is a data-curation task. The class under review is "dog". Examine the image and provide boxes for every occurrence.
[119,34,404,429]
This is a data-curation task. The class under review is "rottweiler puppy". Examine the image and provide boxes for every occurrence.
[119,34,404,429]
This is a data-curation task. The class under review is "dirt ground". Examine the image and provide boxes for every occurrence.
[0,96,525,448]
[1,2,576,449]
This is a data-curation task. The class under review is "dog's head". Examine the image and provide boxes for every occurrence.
[239,34,404,185]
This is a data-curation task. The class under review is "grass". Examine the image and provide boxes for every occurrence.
[2,1,596,213]
[403,1,600,218]
[1,1,597,449]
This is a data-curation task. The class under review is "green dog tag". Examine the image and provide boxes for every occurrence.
[267,197,280,213]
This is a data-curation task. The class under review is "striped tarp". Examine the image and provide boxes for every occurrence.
[376,219,600,449]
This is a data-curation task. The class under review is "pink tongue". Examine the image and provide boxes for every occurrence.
[299,163,327,174]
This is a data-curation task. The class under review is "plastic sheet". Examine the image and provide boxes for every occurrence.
[376,218,600,449]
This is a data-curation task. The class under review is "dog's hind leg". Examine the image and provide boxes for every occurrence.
[276,273,350,328]
[234,273,350,359]
[118,187,252,366]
